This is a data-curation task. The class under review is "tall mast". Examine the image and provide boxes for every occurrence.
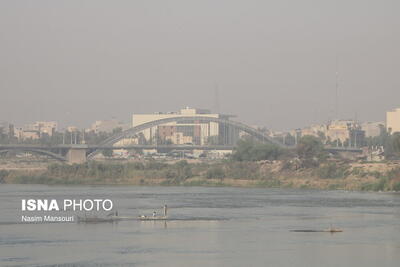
[335,59,339,119]
[214,83,220,114]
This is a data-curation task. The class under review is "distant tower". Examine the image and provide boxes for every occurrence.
[81,129,86,144]
[214,84,220,114]
[335,58,339,119]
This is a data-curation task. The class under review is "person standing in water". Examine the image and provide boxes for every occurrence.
[163,204,168,217]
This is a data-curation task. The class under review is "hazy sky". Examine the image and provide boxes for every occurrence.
[1,0,399,130]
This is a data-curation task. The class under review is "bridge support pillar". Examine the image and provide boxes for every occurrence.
[66,148,87,164]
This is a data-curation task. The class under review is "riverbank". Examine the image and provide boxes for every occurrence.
[1,160,400,191]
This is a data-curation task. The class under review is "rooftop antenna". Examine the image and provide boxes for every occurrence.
[214,83,220,114]
[335,58,339,120]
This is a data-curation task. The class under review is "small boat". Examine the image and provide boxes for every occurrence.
[139,205,169,221]
[138,215,168,221]
[323,227,343,233]
[291,224,343,233]
[77,215,120,223]
[324,224,343,233]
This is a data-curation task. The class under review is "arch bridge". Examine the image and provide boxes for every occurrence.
[0,147,67,162]
[0,116,365,163]
[87,116,284,159]
[0,117,287,163]
[0,144,88,163]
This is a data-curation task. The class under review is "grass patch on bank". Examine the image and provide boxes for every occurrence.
[255,178,282,188]
[2,161,400,192]
[313,162,350,179]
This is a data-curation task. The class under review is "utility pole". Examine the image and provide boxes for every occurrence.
[336,134,338,147]
[335,70,339,119]
[82,129,86,144]
[214,84,220,114]
[355,131,357,148]
[349,133,352,148]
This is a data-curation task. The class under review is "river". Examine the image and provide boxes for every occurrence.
[0,185,399,266]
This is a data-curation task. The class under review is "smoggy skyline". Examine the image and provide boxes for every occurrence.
[1,0,399,130]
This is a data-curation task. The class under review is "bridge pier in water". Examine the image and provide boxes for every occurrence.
[66,148,87,164]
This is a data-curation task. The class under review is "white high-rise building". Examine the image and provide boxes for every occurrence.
[130,107,236,145]
[387,108,400,134]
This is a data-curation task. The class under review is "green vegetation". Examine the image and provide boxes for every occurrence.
[2,160,400,192]
[255,178,281,187]
[350,167,382,178]
[314,162,350,179]
[182,179,226,187]
[206,166,225,179]
[2,135,400,192]
[102,149,113,157]
[231,138,285,161]
[12,175,63,185]
[296,135,326,167]
[1,160,272,186]
[360,167,400,191]
[223,161,264,179]
[0,170,9,183]
[4,160,197,185]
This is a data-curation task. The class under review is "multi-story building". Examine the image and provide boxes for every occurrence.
[67,126,79,132]
[24,121,57,137]
[386,108,400,134]
[299,124,327,139]
[21,130,40,140]
[296,121,381,145]
[0,121,14,137]
[361,122,384,137]
[326,120,365,147]
[89,119,127,134]
[13,127,24,140]
[129,107,237,145]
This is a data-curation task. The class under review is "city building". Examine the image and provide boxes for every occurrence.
[361,122,384,137]
[129,107,237,145]
[89,119,127,134]
[295,121,381,145]
[67,126,79,132]
[21,130,40,140]
[386,108,400,134]
[0,121,14,137]
[326,120,365,147]
[299,124,327,139]
[11,121,57,140]
[24,121,57,137]
[13,127,24,140]
[13,127,39,140]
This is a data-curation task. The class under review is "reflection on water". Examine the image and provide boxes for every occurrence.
[0,185,399,266]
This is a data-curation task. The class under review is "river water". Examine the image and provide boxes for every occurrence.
[0,185,399,266]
